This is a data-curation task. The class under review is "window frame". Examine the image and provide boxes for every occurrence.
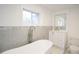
[23,8,39,26]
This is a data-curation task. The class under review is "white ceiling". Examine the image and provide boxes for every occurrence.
[39,4,79,12]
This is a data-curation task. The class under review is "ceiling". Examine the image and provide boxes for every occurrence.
[39,4,79,12]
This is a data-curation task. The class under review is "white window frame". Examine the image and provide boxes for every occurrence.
[23,8,39,26]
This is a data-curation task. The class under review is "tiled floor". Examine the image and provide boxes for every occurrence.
[46,45,64,54]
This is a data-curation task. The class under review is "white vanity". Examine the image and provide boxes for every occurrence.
[49,31,67,53]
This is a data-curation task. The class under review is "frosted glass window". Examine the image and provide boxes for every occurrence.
[32,13,39,25]
[23,10,31,25]
[23,9,39,26]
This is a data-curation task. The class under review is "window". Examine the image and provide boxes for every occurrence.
[23,9,39,26]
[54,14,66,31]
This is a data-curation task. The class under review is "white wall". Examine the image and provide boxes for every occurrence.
[0,5,22,26]
[68,8,79,39]
[0,4,52,26]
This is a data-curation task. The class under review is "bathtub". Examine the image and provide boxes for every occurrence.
[2,40,53,54]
